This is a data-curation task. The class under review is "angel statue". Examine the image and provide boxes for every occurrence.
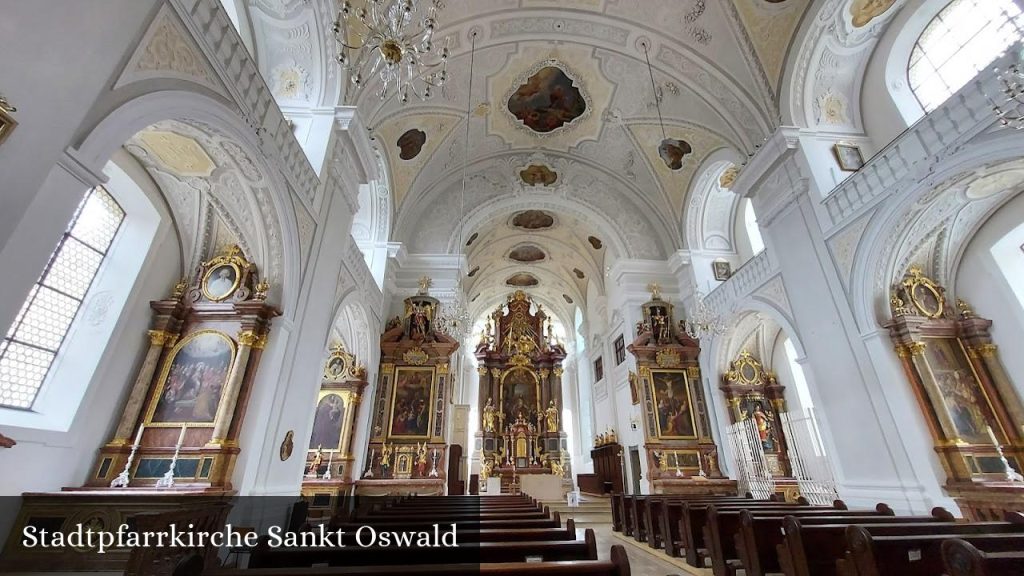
[307,446,323,476]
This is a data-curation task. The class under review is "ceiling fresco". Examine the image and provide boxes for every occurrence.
[241,0,818,317]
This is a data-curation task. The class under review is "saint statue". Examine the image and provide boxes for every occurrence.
[380,443,393,471]
[657,450,669,470]
[482,397,496,433]
[545,400,559,433]
[307,446,323,476]
[480,459,493,483]
[416,442,429,477]
[550,456,565,478]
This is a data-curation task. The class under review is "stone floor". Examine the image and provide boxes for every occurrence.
[578,523,708,576]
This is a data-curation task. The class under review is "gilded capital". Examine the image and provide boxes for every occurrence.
[237,330,259,347]
[908,342,927,356]
[490,368,502,378]
[477,366,488,376]
[539,368,551,379]
[437,363,450,375]
[686,366,700,379]
[253,332,269,350]
[148,330,172,347]
[553,367,564,378]
[381,363,396,375]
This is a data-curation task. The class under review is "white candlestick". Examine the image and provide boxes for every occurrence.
[133,424,144,447]
[176,425,187,447]
[987,425,1000,447]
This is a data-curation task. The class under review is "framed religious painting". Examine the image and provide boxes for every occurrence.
[388,366,436,439]
[146,330,235,426]
[202,261,241,301]
[737,394,781,454]
[309,391,346,451]
[917,336,997,445]
[650,369,698,439]
[712,260,732,281]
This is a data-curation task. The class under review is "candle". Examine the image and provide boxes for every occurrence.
[987,425,1000,447]
[176,425,187,447]
[133,424,144,447]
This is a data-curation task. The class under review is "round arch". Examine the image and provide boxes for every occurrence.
[73,88,303,317]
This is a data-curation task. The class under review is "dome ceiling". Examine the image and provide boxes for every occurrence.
[240,0,814,318]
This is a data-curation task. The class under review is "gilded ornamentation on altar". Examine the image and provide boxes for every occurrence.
[553,367,563,378]
[201,245,251,302]
[894,266,947,319]
[437,363,450,375]
[656,349,681,367]
[402,348,429,366]
[482,398,497,433]
[545,400,559,432]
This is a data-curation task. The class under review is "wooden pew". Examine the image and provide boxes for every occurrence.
[680,500,830,567]
[741,508,952,576]
[295,521,579,545]
[646,496,758,551]
[610,493,623,532]
[844,525,1024,576]
[942,537,1024,576]
[706,504,893,576]
[779,515,1024,576]
[196,545,632,576]
[329,512,563,532]
[248,529,598,568]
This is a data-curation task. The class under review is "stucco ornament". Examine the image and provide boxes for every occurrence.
[849,0,897,28]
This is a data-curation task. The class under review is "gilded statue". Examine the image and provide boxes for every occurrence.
[657,450,669,470]
[482,397,497,433]
[550,456,565,478]
[480,459,493,482]
[545,400,559,433]
[416,442,429,477]
[308,446,323,476]
[380,443,393,470]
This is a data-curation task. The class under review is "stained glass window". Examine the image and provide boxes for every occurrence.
[909,0,1024,112]
[0,187,124,409]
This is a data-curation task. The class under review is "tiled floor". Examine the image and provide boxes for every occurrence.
[578,523,708,576]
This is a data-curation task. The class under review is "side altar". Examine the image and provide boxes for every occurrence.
[475,290,569,493]
[628,285,736,495]
[355,278,459,496]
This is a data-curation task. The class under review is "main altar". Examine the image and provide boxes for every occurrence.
[475,291,569,492]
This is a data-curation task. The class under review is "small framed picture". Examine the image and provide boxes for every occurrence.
[0,105,17,148]
[833,142,865,172]
[712,260,732,281]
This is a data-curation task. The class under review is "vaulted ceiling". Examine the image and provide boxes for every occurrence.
[238,0,816,321]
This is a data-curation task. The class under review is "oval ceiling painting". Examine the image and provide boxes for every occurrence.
[509,245,546,262]
[512,210,554,230]
[397,129,426,160]
[658,138,692,171]
[506,273,540,287]
[507,65,586,134]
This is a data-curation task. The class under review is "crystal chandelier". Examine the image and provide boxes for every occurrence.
[436,32,479,342]
[683,291,726,340]
[333,0,450,103]
[992,60,1024,129]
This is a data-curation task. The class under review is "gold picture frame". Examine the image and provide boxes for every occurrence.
[309,390,349,452]
[145,329,236,427]
[202,262,242,302]
[833,142,865,171]
[902,267,945,319]
[0,105,17,147]
[388,366,436,439]
[650,369,698,439]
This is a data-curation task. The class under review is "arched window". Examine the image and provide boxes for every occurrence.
[0,187,124,409]
[743,199,765,257]
[909,0,1024,112]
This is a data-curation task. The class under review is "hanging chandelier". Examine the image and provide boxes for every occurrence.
[992,60,1024,129]
[333,0,450,103]
[683,291,726,340]
[435,31,478,342]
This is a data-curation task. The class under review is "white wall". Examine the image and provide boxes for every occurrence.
[955,191,1024,399]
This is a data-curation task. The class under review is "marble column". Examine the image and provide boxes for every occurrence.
[209,329,257,444]
[110,329,176,445]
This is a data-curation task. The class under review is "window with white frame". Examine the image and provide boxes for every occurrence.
[0,187,125,409]
[909,0,1024,112]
